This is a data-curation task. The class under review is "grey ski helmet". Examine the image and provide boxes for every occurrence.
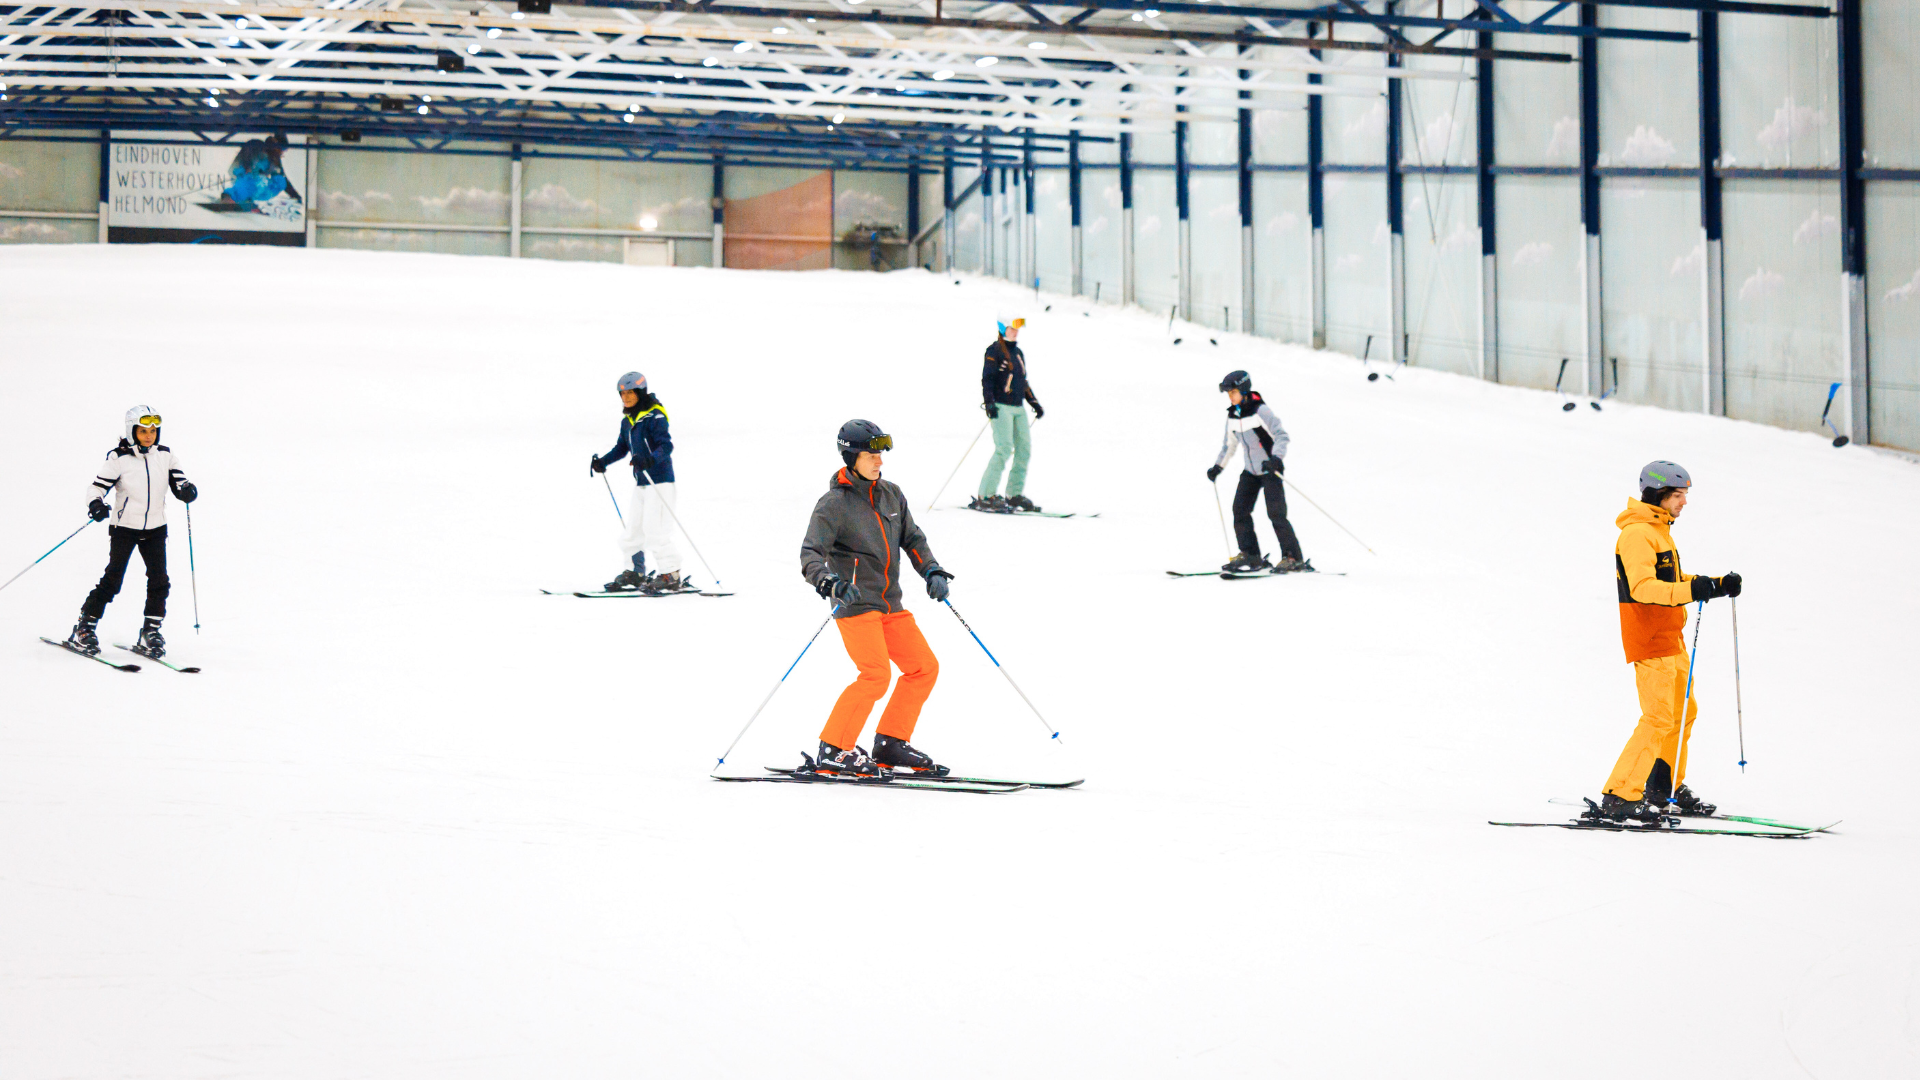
[617,371,647,394]
[1638,460,1692,493]
[836,419,893,465]
[1219,370,1252,395]
[124,404,161,445]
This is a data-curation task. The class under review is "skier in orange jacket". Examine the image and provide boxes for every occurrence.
[1592,461,1742,823]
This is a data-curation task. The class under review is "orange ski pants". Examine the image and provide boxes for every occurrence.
[1603,652,1700,800]
[820,610,939,750]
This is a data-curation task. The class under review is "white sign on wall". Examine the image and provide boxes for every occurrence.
[108,131,306,238]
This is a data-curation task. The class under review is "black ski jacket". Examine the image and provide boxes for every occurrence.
[800,468,940,619]
[983,338,1040,408]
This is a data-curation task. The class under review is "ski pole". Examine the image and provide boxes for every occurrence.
[1668,601,1706,814]
[601,472,626,526]
[925,421,991,513]
[0,518,95,597]
[185,502,201,633]
[714,606,838,768]
[942,598,1060,743]
[654,490,722,586]
[1211,470,1234,559]
[1732,597,1746,772]
[1281,478,1376,555]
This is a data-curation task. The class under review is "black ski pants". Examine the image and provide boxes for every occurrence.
[1232,471,1303,563]
[83,525,168,620]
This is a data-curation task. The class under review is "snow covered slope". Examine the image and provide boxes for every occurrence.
[2,245,1917,1079]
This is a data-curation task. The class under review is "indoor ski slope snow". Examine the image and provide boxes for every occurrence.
[2,244,1917,1079]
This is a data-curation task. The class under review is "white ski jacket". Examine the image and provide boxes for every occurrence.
[1213,392,1290,476]
[88,442,189,530]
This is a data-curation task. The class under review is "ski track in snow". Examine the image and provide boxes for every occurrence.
[1,245,1917,1079]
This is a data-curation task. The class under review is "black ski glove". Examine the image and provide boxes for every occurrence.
[590,455,607,475]
[1721,571,1741,598]
[1206,465,1223,483]
[1264,457,1285,476]
[1690,575,1731,602]
[171,480,197,504]
[925,566,954,602]
[1028,397,1045,421]
[88,498,109,522]
[984,402,999,419]
[816,572,862,607]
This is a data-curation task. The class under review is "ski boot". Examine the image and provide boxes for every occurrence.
[969,495,1010,513]
[66,613,101,656]
[1668,784,1717,817]
[641,571,690,596]
[1221,552,1271,574]
[1007,494,1043,513]
[1583,794,1667,826]
[1272,557,1314,574]
[604,569,645,592]
[873,733,951,776]
[812,741,880,777]
[132,617,166,660]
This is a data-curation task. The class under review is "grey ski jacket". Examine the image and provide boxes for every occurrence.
[800,467,941,620]
[1213,391,1290,475]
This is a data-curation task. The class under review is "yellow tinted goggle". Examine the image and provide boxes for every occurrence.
[1007,318,1024,330]
[862,434,894,452]
[136,414,162,428]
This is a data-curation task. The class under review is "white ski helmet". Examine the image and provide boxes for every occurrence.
[124,405,162,445]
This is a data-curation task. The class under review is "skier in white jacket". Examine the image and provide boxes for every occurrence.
[1207,371,1308,573]
[67,406,198,657]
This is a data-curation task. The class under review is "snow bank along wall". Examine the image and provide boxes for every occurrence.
[1,4,1915,453]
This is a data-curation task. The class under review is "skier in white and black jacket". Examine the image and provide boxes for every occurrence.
[67,406,198,657]
[1207,371,1307,573]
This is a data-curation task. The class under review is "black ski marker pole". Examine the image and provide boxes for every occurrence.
[942,599,1060,743]
[186,502,201,632]
[714,603,839,769]
[1732,596,1746,772]
[1669,601,1706,813]
[0,518,95,597]
[601,472,626,527]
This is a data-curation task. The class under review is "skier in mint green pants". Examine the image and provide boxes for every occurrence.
[970,316,1046,513]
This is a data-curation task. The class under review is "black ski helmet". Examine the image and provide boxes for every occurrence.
[1219,370,1253,395]
[836,419,893,465]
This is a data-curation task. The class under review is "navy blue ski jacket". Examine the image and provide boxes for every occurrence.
[599,401,675,485]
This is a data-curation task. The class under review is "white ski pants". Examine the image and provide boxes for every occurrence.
[618,481,683,575]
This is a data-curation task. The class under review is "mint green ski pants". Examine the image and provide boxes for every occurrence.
[977,405,1032,499]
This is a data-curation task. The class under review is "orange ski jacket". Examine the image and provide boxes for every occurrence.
[1614,499,1697,663]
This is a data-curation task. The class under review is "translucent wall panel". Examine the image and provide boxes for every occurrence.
[1601,179,1702,412]
[1187,43,1241,167]
[1131,124,1177,165]
[1599,7,1698,169]
[952,187,983,273]
[1495,177,1583,390]
[0,217,93,245]
[1722,180,1841,432]
[1863,3,1919,168]
[674,240,713,269]
[1720,13,1838,169]
[523,159,707,233]
[1132,171,1179,316]
[1033,168,1072,295]
[1323,175,1389,356]
[317,150,509,226]
[1189,174,1241,331]
[1081,170,1123,305]
[1493,4,1580,167]
[1867,183,1920,451]
[522,234,620,263]
[0,137,100,212]
[1251,103,1308,166]
[1321,51,1387,166]
[1403,176,1480,376]
[832,170,907,270]
[317,228,508,258]
[1401,46,1477,170]
[1252,172,1311,344]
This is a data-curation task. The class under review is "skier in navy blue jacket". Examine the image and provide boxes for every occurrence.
[590,371,685,593]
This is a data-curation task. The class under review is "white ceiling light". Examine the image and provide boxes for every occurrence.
[975,55,998,67]
[1145,8,1161,16]
[702,56,718,66]
[486,27,501,38]
[931,69,954,81]
[732,40,752,53]
[639,215,658,230]
[417,104,429,114]
[832,111,846,123]
[225,36,239,45]
[773,26,788,34]
[510,10,523,19]
[206,96,218,107]
[465,44,480,54]
[1028,41,1047,49]
[629,103,639,112]
[421,95,432,102]
[623,113,634,123]
[1131,12,1144,20]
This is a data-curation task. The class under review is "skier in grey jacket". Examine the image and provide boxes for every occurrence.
[799,420,955,777]
[1207,371,1307,573]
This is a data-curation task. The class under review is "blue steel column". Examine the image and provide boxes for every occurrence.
[943,155,955,273]
[981,156,994,275]
[1120,128,1135,305]
[1387,19,1406,366]
[1698,10,1726,415]
[1024,134,1036,289]
[1477,30,1496,382]
[1069,126,1084,296]
[1579,1,1603,396]
[711,157,725,268]
[1177,103,1192,322]
[907,158,921,270]
[97,130,110,244]
[1308,44,1325,348]
[1239,45,1255,334]
[1837,0,1869,444]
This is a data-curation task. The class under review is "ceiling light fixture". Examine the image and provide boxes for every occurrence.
[773,26,788,34]
[975,55,998,66]
[1028,41,1047,49]
[833,111,846,123]
[466,43,480,54]
[1144,8,1160,16]
[1130,11,1144,20]
[702,56,718,66]
[931,69,954,81]
[623,113,635,123]
[732,40,752,52]
[417,104,429,114]
[486,27,501,38]
[640,215,658,230]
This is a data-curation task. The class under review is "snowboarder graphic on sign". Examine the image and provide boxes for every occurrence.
[205,135,302,213]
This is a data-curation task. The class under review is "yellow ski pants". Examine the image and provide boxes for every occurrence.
[1603,652,1699,801]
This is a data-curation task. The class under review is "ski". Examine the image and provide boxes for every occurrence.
[714,773,1026,794]
[40,636,140,672]
[112,644,201,673]
[1166,569,1345,578]
[1546,798,1838,834]
[1490,819,1812,839]
[540,588,734,599]
[763,765,1081,789]
[959,505,1096,519]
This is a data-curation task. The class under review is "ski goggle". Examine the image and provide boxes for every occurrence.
[855,433,893,453]
[135,414,162,428]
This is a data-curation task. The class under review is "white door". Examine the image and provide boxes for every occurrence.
[624,238,672,266]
